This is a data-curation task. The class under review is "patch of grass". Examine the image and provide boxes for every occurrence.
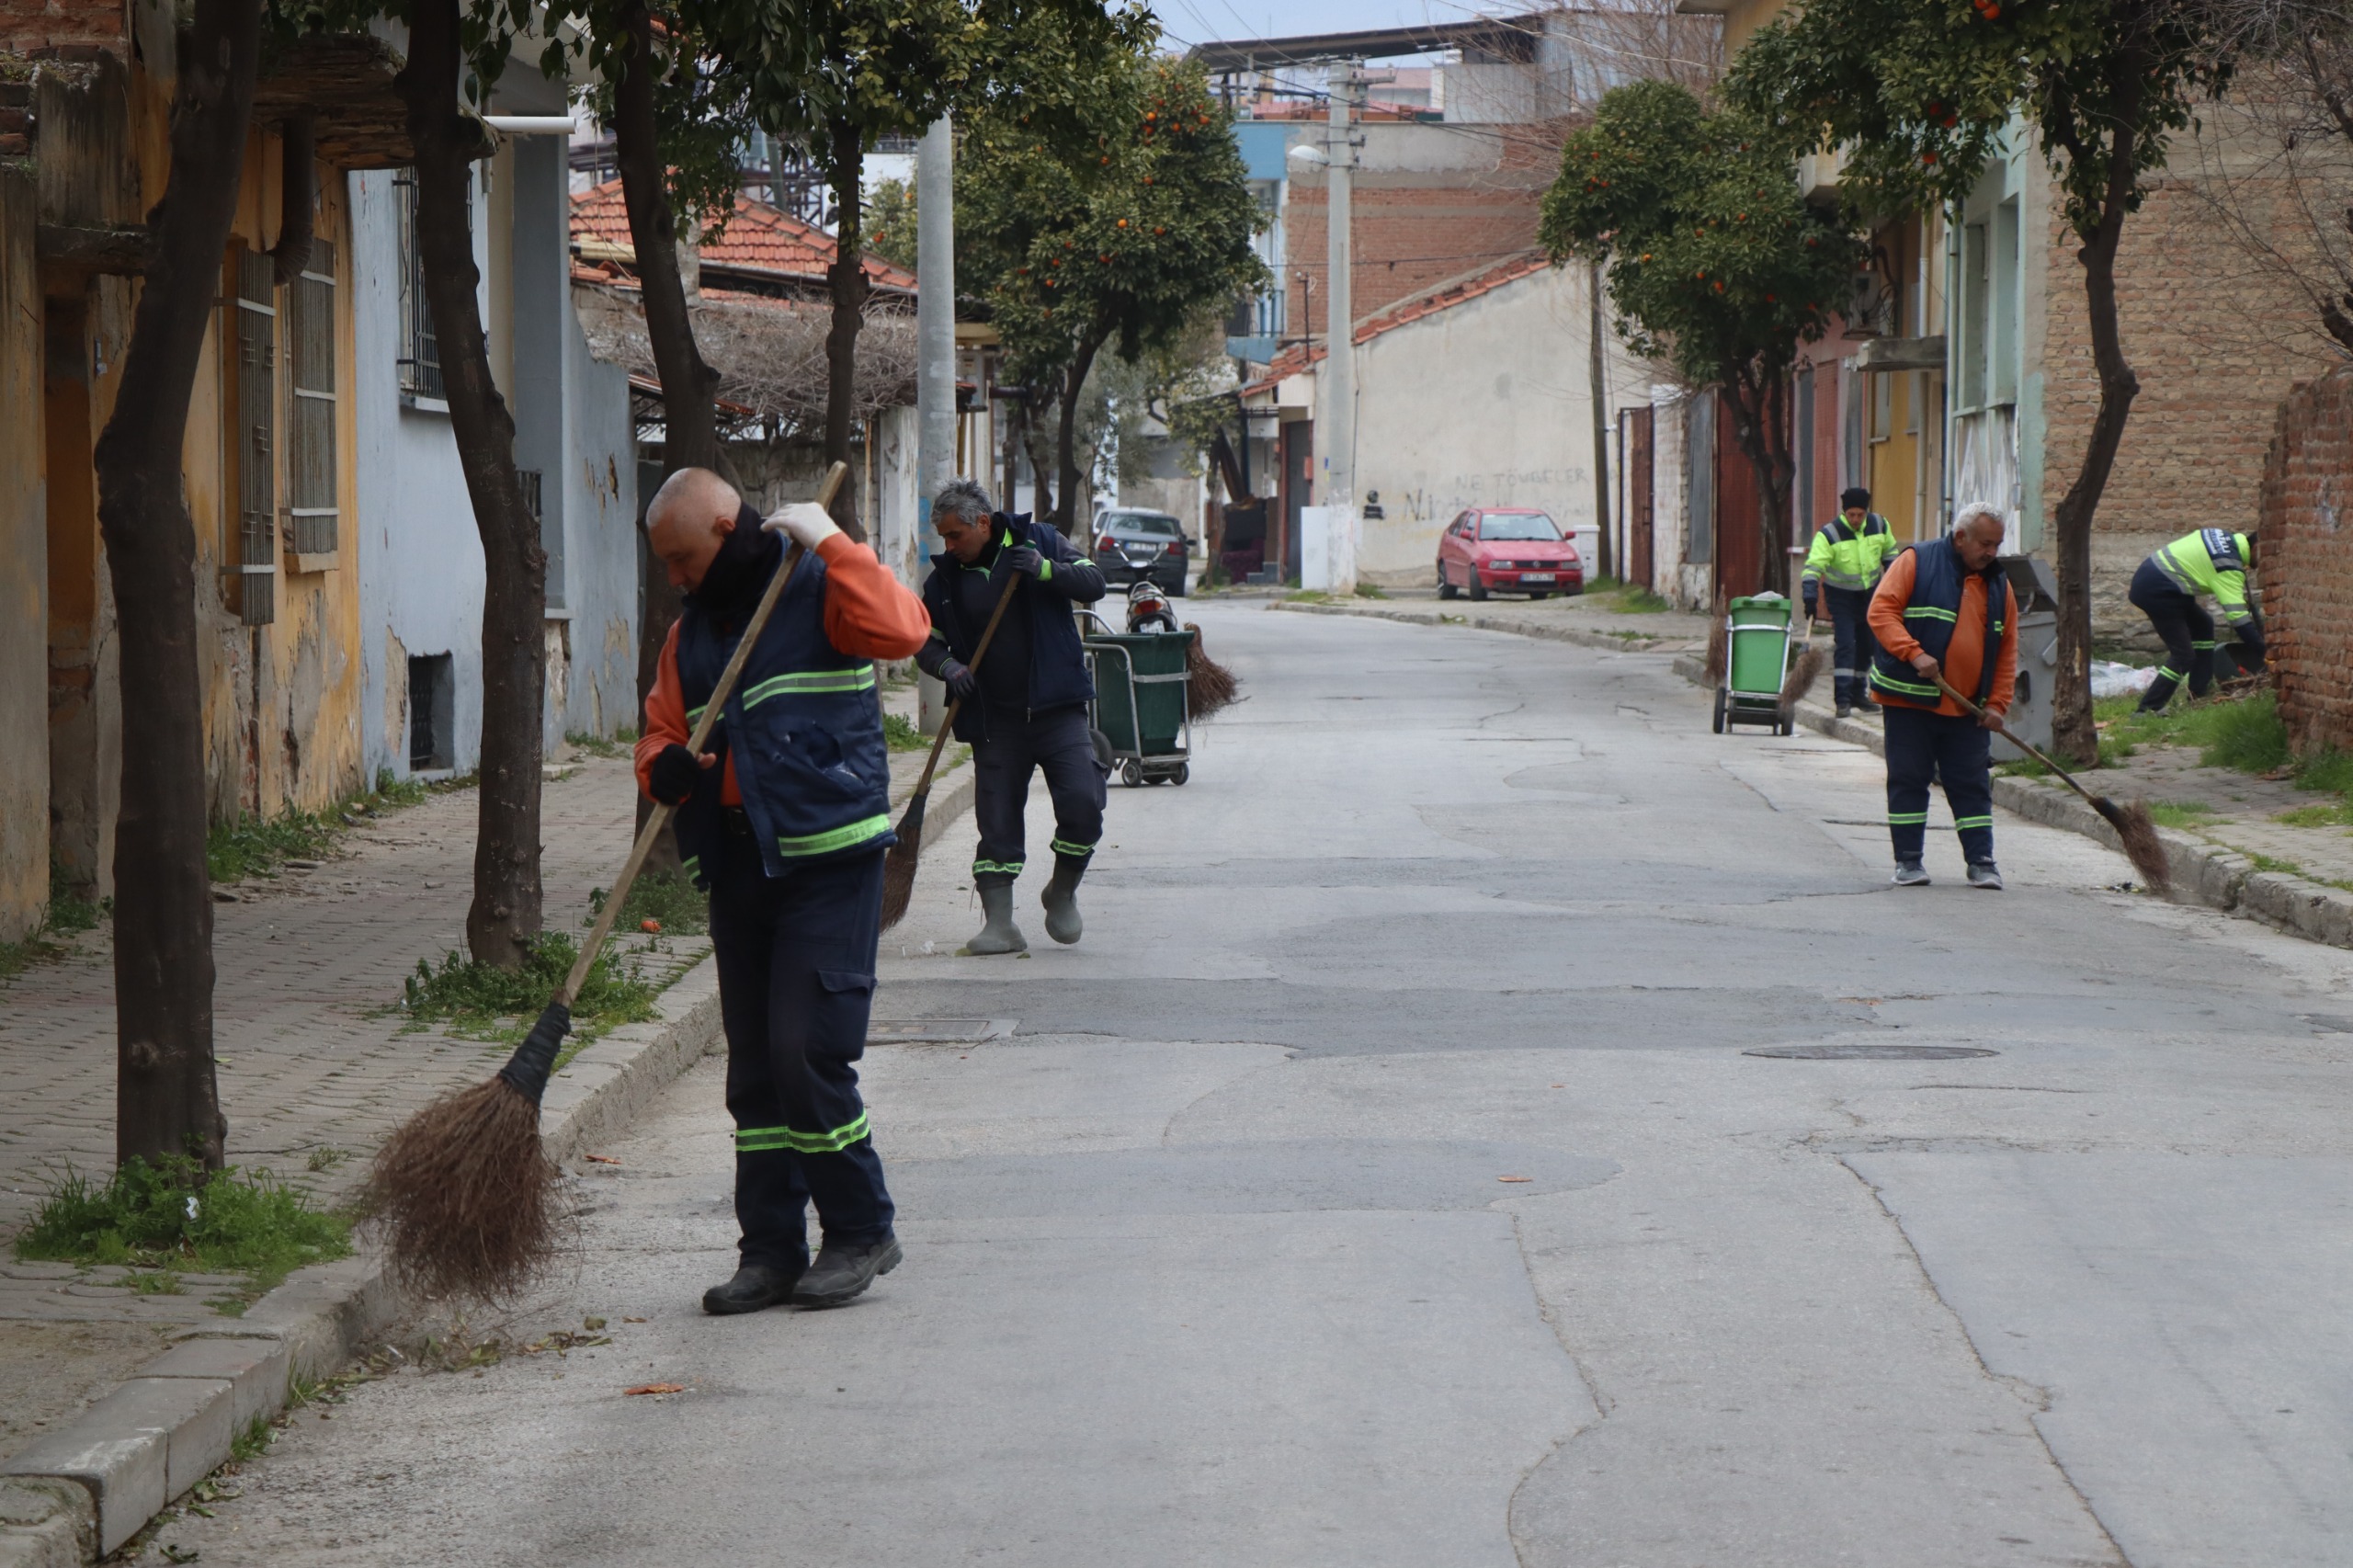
[2294,749,2353,797]
[1586,576,1673,614]
[2147,801,2219,829]
[2193,690,2290,772]
[1284,589,1333,604]
[589,867,710,937]
[564,729,631,760]
[395,932,660,1047]
[13,1156,352,1299]
[881,712,933,753]
[1352,582,1388,599]
[128,1268,185,1295]
[207,768,454,884]
[2273,802,2353,827]
[46,859,104,937]
[228,1414,275,1464]
[303,1145,351,1174]
[2249,852,2304,877]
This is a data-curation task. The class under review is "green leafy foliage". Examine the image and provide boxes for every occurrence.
[396,932,659,1043]
[15,1157,352,1297]
[868,176,920,270]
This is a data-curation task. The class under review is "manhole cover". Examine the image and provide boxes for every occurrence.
[868,1018,1014,1044]
[1745,1042,1999,1061]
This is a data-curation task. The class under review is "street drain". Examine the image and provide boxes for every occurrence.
[1745,1042,1998,1061]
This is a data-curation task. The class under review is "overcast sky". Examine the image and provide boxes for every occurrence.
[1153,0,1503,55]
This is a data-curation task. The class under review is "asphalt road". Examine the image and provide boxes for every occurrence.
[159,605,2353,1567]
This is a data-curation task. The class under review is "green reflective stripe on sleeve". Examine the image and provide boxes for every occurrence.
[1871,670,1942,699]
[735,1111,871,1155]
[1049,836,1097,858]
[972,858,1025,877]
[743,667,878,707]
[1952,815,1994,830]
[773,814,892,858]
[1886,812,1930,824]
[1037,557,1053,582]
[1903,606,1959,623]
[687,704,709,724]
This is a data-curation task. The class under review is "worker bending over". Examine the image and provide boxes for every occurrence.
[1868,503,2019,891]
[915,478,1109,955]
[1802,485,1901,717]
[637,468,931,1315]
[2131,528,2262,712]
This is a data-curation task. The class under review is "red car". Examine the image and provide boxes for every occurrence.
[1436,508,1584,601]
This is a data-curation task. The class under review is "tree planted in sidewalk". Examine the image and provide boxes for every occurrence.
[1725,0,2233,763]
[87,0,268,1168]
[1540,80,1860,595]
[958,51,1266,533]
[393,0,552,969]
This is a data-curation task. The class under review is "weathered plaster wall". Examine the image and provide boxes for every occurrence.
[0,166,50,940]
[351,165,488,780]
[555,234,638,744]
[1344,263,1642,583]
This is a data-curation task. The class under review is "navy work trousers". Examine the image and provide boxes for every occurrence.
[706,821,894,1273]
[1883,701,1995,867]
[972,702,1107,884]
[1822,585,1876,709]
[2129,557,2218,700]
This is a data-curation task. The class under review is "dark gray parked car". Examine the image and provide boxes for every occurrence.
[1091,509,1190,596]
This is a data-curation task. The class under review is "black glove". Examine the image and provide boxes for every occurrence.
[648,744,703,806]
[1802,589,1818,620]
[939,658,979,702]
[1003,544,1044,579]
[2238,626,2266,665]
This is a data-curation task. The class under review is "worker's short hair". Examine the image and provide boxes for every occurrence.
[934,478,995,528]
[1952,501,2006,534]
[1840,486,1871,510]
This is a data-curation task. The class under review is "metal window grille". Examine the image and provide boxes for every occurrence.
[288,238,338,555]
[233,247,278,625]
[394,171,444,400]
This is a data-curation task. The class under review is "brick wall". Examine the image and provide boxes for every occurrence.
[0,0,126,57]
[2260,366,2353,753]
[2037,176,2337,642]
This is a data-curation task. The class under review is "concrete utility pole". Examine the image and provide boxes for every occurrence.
[915,116,957,517]
[1322,61,1358,592]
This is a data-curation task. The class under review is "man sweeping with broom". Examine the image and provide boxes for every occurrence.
[637,468,931,1314]
[915,478,1108,955]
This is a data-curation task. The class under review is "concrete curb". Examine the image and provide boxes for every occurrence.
[0,756,980,1564]
[1267,597,1693,656]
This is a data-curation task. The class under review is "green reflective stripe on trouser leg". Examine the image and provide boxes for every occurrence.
[2191,641,2218,651]
[973,858,1024,878]
[1049,836,1097,858]
[736,1112,872,1155]
[680,856,700,880]
[1952,815,1993,831]
[773,814,892,858]
[743,666,878,707]
[1887,812,1930,825]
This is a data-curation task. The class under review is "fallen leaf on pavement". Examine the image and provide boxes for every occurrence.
[624,1383,687,1396]
[1497,1176,1531,1184]
[585,1153,621,1165]
[623,1316,647,1323]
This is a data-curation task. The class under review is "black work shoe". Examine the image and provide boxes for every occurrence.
[701,1264,801,1315]
[1892,860,1930,886]
[792,1237,904,1309]
[1836,702,1854,719]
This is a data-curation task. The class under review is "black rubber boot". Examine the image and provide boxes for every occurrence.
[2138,667,2182,713]
[792,1237,904,1309]
[962,880,1027,956]
[1041,855,1087,945]
[701,1263,801,1316]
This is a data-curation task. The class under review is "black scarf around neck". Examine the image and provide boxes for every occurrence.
[687,504,779,625]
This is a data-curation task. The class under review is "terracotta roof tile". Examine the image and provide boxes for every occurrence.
[570,178,917,293]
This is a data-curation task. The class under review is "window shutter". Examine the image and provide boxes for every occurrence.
[288,238,337,556]
[233,246,277,625]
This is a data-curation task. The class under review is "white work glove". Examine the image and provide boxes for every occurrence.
[762,502,842,551]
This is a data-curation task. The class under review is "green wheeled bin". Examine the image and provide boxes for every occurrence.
[1085,628,1194,786]
[1713,592,1795,736]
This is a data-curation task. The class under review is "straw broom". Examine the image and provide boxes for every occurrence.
[363,462,846,1300]
[1932,674,2172,894]
[879,571,1024,932]
[1182,622,1240,719]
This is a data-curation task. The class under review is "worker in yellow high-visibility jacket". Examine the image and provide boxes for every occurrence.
[2130,529,2262,712]
[1802,487,1902,717]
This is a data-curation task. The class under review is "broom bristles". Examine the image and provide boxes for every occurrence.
[2095,796,2172,894]
[880,793,926,932]
[1183,624,1240,719]
[360,1075,560,1301]
[1779,645,1826,712]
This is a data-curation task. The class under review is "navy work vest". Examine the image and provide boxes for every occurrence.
[1869,538,2007,706]
[921,513,1096,743]
[673,543,894,882]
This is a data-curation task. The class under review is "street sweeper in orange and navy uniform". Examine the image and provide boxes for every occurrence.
[636,468,930,1316]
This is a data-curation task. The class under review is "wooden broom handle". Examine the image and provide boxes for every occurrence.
[1930,672,2104,811]
[909,561,1026,794]
[561,461,848,1005]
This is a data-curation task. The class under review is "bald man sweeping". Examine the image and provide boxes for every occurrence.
[635,469,931,1313]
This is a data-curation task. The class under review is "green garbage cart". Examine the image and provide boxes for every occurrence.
[1713,592,1795,736]
[1084,625,1193,786]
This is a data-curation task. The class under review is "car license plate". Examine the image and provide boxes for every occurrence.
[1520,572,1555,583]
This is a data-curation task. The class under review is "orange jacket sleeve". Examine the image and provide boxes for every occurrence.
[1869,548,1920,663]
[634,619,687,801]
[818,534,931,659]
[1987,580,2019,715]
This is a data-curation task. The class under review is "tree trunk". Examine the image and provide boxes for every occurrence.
[90,0,262,1170]
[823,120,870,542]
[397,0,548,968]
[1021,387,1058,521]
[1586,259,1613,582]
[2049,59,2148,765]
[1722,360,1796,596]
[1053,333,1104,536]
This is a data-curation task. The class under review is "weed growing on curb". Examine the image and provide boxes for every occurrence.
[882,712,931,753]
[14,1157,351,1297]
[2147,801,2219,829]
[394,932,660,1046]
